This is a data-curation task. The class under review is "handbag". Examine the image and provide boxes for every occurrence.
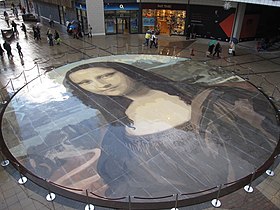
[228,48,233,54]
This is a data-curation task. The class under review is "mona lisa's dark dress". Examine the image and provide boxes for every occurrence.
[96,84,278,198]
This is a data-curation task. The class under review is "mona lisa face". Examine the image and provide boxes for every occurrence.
[68,67,136,96]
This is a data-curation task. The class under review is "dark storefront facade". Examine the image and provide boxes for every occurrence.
[188,5,235,41]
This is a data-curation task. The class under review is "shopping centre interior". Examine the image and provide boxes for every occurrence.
[0,0,280,210]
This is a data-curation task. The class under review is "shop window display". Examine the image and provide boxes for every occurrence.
[142,9,186,35]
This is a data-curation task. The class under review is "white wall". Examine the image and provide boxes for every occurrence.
[86,0,105,35]
[227,0,280,7]
[137,0,236,7]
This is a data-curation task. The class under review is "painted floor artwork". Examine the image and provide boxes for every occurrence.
[1,55,279,204]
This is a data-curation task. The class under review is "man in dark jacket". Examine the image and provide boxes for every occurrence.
[3,41,13,59]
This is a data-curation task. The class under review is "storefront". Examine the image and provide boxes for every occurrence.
[104,3,139,34]
[142,3,187,35]
[75,2,88,33]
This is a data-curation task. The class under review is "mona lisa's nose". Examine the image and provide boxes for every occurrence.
[95,80,111,89]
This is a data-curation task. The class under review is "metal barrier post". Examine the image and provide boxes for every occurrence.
[269,86,277,101]
[9,79,15,93]
[128,195,132,210]
[245,68,250,80]
[171,194,179,210]
[266,154,280,176]
[0,90,7,105]
[173,46,176,56]
[36,62,40,76]
[211,184,222,208]
[16,164,27,184]
[126,43,129,54]
[45,180,56,201]
[22,70,27,84]
[257,75,266,90]
[0,150,9,167]
[84,189,95,210]
[65,52,68,64]
[244,171,256,193]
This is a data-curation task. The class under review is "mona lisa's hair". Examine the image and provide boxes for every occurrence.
[64,62,193,126]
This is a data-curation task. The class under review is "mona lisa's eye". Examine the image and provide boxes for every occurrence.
[78,79,92,85]
[98,72,116,79]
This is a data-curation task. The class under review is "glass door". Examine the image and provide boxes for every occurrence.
[59,6,66,25]
[117,17,129,34]
[77,9,88,33]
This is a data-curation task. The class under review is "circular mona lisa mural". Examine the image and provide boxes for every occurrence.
[1,55,279,207]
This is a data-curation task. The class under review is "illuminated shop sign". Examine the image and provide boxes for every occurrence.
[104,3,139,11]
[157,4,172,9]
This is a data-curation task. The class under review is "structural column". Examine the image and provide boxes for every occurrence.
[231,2,246,40]
[86,0,105,35]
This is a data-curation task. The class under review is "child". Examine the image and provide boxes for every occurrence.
[88,24,93,38]
[16,42,23,57]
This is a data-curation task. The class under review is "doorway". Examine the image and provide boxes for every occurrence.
[76,8,88,33]
[117,17,129,34]
[59,6,66,25]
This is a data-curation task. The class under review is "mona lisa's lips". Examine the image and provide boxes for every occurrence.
[103,86,117,92]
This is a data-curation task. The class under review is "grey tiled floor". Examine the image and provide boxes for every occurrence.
[0,6,280,210]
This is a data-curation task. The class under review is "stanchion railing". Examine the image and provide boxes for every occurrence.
[211,184,222,208]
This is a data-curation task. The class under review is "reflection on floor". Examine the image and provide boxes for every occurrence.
[2,55,279,205]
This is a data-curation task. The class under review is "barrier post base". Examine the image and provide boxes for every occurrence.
[46,193,56,201]
[1,160,9,167]
[244,185,254,193]
[85,204,95,210]
[266,169,275,177]
[18,177,28,184]
[211,199,222,208]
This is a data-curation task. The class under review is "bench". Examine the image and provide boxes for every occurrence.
[22,13,39,22]
[1,28,14,40]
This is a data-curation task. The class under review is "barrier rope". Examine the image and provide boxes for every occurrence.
[24,65,37,72]
[0,79,11,90]
[11,71,23,80]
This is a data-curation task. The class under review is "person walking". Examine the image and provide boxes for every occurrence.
[54,30,61,45]
[16,42,23,57]
[88,24,93,38]
[150,32,158,48]
[3,41,13,59]
[229,41,236,56]
[32,25,38,40]
[13,6,19,19]
[46,29,54,46]
[207,44,215,57]
[0,45,4,57]
[213,42,222,58]
[21,23,27,36]
[11,20,19,36]
[4,11,10,28]
[36,24,41,40]
[144,30,151,46]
